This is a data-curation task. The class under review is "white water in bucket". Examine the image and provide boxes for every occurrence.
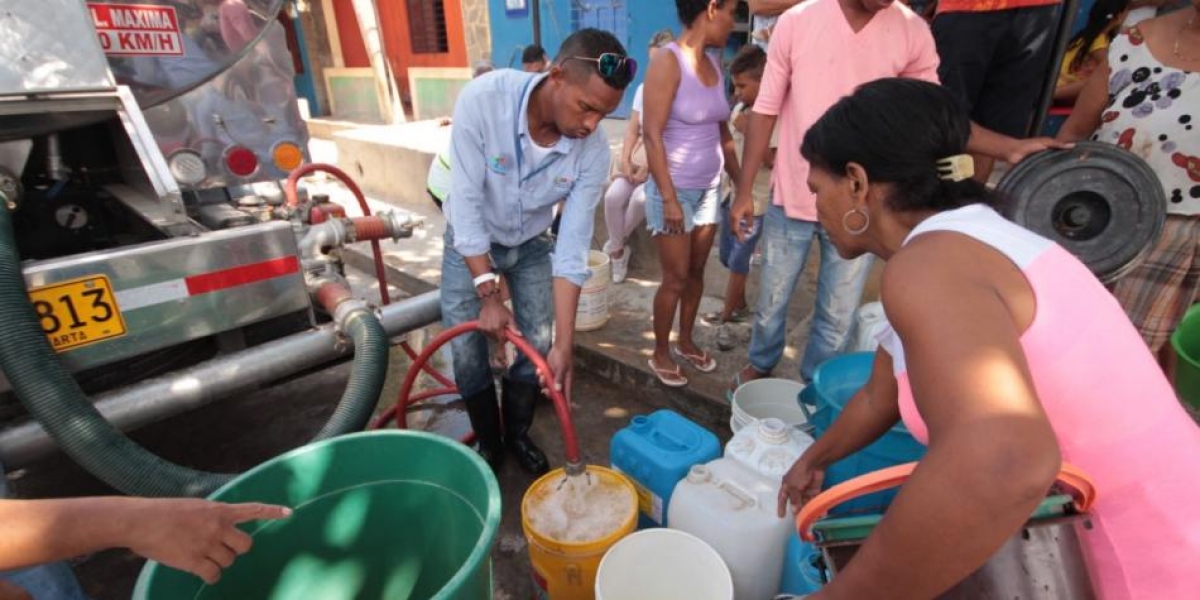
[595,529,733,600]
[525,471,633,543]
[730,378,807,433]
[576,250,610,331]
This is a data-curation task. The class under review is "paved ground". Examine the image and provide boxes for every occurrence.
[8,325,718,599]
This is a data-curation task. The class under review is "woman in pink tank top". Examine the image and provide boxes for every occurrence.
[778,78,1200,599]
[641,0,742,388]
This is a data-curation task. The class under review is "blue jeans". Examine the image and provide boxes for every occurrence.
[441,227,554,396]
[748,204,873,382]
[719,197,764,276]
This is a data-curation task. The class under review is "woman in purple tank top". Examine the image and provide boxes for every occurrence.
[642,0,741,387]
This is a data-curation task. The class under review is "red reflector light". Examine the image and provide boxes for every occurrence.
[225,146,258,177]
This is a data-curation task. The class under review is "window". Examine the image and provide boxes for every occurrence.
[408,0,449,55]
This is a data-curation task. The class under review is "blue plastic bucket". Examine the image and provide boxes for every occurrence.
[801,352,926,515]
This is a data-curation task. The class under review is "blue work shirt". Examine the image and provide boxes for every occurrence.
[445,69,611,287]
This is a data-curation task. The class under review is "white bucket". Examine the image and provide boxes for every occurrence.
[730,378,807,433]
[576,250,611,332]
[595,529,733,600]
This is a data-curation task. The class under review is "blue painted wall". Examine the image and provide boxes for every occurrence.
[486,0,680,117]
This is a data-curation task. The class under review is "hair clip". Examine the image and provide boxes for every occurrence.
[936,154,975,182]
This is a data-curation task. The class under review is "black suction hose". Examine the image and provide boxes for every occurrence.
[0,205,390,496]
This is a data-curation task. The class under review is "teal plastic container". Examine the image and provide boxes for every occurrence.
[610,410,721,528]
[133,431,501,600]
[779,533,826,595]
[801,352,926,515]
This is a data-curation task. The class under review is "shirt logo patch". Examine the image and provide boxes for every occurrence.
[553,176,574,187]
[488,155,511,174]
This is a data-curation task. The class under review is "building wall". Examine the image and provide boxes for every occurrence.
[294,0,333,115]
[461,0,493,65]
[333,0,370,68]
[485,0,679,116]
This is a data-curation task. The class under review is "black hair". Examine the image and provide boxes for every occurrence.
[676,0,730,26]
[522,44,547,64]
[1066,0,1129,74]
[730,44,766,79]
[555,28,632,90]
[801,78,997,213]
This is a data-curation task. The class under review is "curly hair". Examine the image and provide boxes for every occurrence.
[730,44,766,78]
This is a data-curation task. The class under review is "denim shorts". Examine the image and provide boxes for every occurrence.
[644,178,721,235]
[719,197,764,275]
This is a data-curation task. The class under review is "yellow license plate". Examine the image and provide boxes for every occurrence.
[28,275,127,352]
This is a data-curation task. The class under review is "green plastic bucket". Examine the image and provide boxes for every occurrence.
[133,431,501,600]
[1171,303,1200,409]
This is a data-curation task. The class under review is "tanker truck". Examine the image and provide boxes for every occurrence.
[0,0,431,498]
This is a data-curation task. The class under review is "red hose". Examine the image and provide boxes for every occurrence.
[376,322,581,465]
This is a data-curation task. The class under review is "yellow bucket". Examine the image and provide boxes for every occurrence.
[521,466,638,600]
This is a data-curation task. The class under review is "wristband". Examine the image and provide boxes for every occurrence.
[473,272,499,288]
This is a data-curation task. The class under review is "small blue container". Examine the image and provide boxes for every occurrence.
[779,533,826,595]
[610,410,721,528]
[801,352,926,515]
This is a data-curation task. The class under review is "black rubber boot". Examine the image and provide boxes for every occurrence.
[501,378,550,475]
[462,382,505,471]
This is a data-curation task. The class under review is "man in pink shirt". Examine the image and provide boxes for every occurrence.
[727,0,1059,394]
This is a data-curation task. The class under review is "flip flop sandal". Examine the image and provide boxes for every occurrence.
[648,359,688,388]
[671,345,718,374]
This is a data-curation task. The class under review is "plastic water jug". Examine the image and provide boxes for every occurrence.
[725,418,820,596]
[725,417,814,481]
[610,410,721,528]
[668,458,792,600]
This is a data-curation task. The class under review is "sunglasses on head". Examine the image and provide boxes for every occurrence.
[567,53,638,87]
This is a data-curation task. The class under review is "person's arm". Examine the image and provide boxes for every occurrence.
[748,0,804,16]
[620,109,641,179]
[966,123,1071,166]
[448,83,511,338]
[542,133,611,396]
[811,238,1061,600]
[642,48,684,233]
[0,497,289,585]
[1058,58,1112,142]
[779,350,902,515]
[732,13,793,239]
[720,120,741,187]
[1054,46,1109,103]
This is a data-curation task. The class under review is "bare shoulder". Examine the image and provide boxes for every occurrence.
[881,232,1001,311]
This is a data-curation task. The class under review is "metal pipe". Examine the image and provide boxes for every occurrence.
[0,291,441,468]
[45,134,69,181]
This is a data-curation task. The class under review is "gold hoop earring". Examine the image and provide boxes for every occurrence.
[843,208,870,236]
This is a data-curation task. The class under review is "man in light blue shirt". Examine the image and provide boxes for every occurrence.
[442,29,634,474]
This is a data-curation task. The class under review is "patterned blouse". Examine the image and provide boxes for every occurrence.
[1093,27,1200,216]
